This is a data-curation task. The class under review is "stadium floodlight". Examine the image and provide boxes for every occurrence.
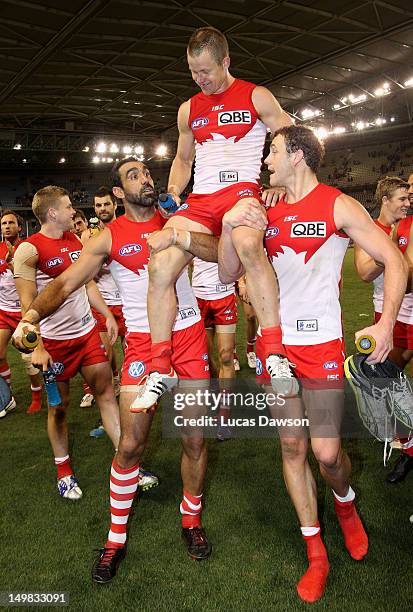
[390,116,395,122]
[135,145,144,155]
[22,158,27,163]
[314,127,328,140]
[92,156,100,164]
[82,146,89,152]
[122,145,132,154]
[156,144,168,157]
[332,126,346,134]
[374,83,390,96]
[404,77,413,87]
[301,108,315,119]
[96,142,106,153]
[333,104,341,110]
[355,121,366,130]
[109,143,119,153]
[375,117,386,126]
[107,157,113,163]
[13,143,21,150]
[59,157,66,164]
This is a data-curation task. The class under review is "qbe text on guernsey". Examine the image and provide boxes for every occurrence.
[0,592,69,607]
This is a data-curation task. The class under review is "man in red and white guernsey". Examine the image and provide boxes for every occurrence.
[80,187,126,410]
[354,176,413,484]
[218,126,407,603]
[0,210,43,416]
[192,258,237,439]
[12,159,224,583]
[12,186,121,501]
[135,26,294,411]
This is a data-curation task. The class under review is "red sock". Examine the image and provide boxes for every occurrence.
[151,340,172,373]
[55,455,73,480]
[106,459,140,549]
[233,349,239,360]
[334,498,368,560]
[83,381,92,395]
[246,338,256,353]
[26,385,42,414]
[0,362,11,385]
[297,526,330,603]
[180,490,203,529]
[400,438,413,457]
[260,326,283,360]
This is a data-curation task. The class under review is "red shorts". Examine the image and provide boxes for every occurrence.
[256,335,345,390]
[375,312,413,350]
[92,305,126,337]
[43,326,108,382]
[173,182,262,236]
[0,309,21,332]
[196,294,237,328]
[121,320,209,386]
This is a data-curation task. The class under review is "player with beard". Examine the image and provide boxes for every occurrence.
[12,158,244,582]
[134,26,295,412]
[217,126,407,603]
[80,187,125,410]
[0,210,43,415]
[12,186,121,500]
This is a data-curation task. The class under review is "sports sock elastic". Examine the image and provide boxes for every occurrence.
[55,455,73,480]
[26,385,42,414]
[0,361,11,385]
[247,338,256,353]
[297,524,330,603]
[333,488,368,560]
[150,340,172,374]
[106,459,140,549]
[82,381,92,395]
[180,490,203,529]
[260,326,283,360]
[400,437,413,457]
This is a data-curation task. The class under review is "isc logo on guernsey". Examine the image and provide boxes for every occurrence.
[119,243,142,256]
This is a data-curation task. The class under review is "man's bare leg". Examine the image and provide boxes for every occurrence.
[305,388,368,562]
[83,361,120,448]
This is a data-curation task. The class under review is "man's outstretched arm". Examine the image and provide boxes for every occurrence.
[147,228,219,262]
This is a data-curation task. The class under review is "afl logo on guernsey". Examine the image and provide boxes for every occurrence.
[323,361,338,370]
[46,257,64,268]
[128,361,145,378]
[191,117,209,130]
[265,227,279,239]
[399,236,408,246]
[218,110,251,126]
[119,243,142,257]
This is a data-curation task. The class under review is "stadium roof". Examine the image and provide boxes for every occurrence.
[0,0,412,144]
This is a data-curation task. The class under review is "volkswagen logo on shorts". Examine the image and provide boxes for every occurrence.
[202,353,209,361]
[128,361,145,378]
[52,362,65,375]
[323,361,338,370]
[179,203,189,210]
[119,243,142,257]
[399,236,408,246]
[256,357,263,376]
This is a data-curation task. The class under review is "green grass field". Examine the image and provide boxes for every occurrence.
[1,250,411,611]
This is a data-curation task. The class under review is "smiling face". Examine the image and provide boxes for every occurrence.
[187,49,230,96]
[113,161,156,208]
[264,134,296,186]
[382,187,411,221]
[408,173,413,205]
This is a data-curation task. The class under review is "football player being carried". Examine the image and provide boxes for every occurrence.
[218,125,407,603]
[134,26,294,412]
[13,186,121,500]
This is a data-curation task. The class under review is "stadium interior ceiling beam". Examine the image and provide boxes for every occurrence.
[1,0,71,17]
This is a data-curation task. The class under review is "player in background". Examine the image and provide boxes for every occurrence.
[11,159,241,582]
[191,258,236,440]
[80,187,125,411]
[72,209,88,238]
[218,125,407,603]
[134,26,295,412]
[13,186,121,500]
[236,275,258,370]
[0,209,43,416]
[354,176,413,483]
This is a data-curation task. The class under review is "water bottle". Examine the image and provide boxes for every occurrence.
[158,193,179,214]
[21,330,39,351]
[43,367,61,407]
